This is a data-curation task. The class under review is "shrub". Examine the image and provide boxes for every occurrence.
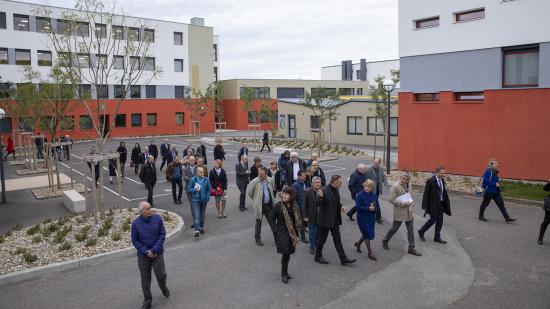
[102,218,113,230]
[75,226,91,242]
[0,235,4,243]
[40,227,53,238]
[26,224,41,236]
[58,242,71,251]
[162,211,171,222]
[4,230,11,237]
[76,216,86,224]
[32,235,42,244]
[12,223,23,231]
[14,247,27,255]
[111,232,121,242]
[47,223,59,233]
[97,227,108,237]
[22,252,38,263]
[53,233,65,244]
[127,207,133,213]
[85,237,97,247]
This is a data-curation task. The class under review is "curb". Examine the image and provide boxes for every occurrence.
[0,210,185,288]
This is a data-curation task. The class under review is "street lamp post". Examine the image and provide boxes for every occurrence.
[0,107,6,203]
[383,80,396,175]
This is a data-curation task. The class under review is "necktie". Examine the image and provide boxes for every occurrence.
[438,179,443,201]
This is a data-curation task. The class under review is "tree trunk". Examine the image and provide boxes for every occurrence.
[98,142,105,219]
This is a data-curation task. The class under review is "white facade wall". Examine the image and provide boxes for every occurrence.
[0,0,216,88]
[320,59,400,84]
[399,0,550,58]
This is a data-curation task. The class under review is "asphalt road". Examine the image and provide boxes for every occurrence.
[0,136,548,309]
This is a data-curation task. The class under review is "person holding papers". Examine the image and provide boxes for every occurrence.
[382,172,422,256]
[418,166,452,244]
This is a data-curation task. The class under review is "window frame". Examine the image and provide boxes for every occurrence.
[0,12,6,29]
[114,85,125,98]
[36,17,51,33]
[96,54,107,68]
[174,32,183,45]
[347,116,363,135]
[389,117,398,136]
[96,85,108,99]
[0,48,8,64]
[415,16,440,29]
[112,25,124,40]
[130,85,141,98]
[175,112,185,126]
[60,115,74,130]
[128,27,140,41]
[146,113,157,126]
[113,55,124,69]
[77,53,90,68]
[144,29,154,42]
[79,115,93,129]
[502,46,540,88]
[37,50,52,66]
[76,22,89,37]
[454,92,485,102]
[130,56,140,71]
[15,49,31,65]
[78,84,91,99]
[114,114,126,128]
[310,115,320,129]
[94,23,107,38]
[144,57,155,71]
[131,113,142,127]
[414,93,440,102]
[455,8,485,23]
[56,19,69,35]
[174,59,184,72]
[13,14,30,31]
[146,85,156,99]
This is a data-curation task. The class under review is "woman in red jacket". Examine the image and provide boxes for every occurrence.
[4,136,15,160]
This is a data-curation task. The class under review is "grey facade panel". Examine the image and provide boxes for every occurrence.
[360,59,367,81]
[400,48,503,92]
[539,42,550,87]
[7,48,15,65]
[29,15,36,32]
[156,85,174,99]
[341,61,346,80]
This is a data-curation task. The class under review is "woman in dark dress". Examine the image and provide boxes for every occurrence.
[209,159,228,219]
[269,186,302,284]
[353,179,379,261]
[116,141,127,178]
[108,155,118,184]
[131,143,141,174]
[538,181,550,245]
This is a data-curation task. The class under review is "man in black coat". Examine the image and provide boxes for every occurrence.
[148,140,158,162]
[159,139,170,171]
[285,152,307,186]
[418,166,451,244]
[139,155,157,206]
[235,155,251,211]
[196,141,207,165]
[314,175,356,266]
[310,161,326,186]
[304,176,323,255]
[167,146,178,165]
[237,142,248,162]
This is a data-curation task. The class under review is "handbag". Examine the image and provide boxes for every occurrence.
[544,195,550,211]
[474,171,493,197]
[210,187,222,196]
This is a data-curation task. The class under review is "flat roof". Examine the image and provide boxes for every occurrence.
[321,58,400,69]
[219,79,368,82]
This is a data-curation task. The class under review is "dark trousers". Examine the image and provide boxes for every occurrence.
[134,162,139,174]
[315,225,347,261]
[4,150,15,159]
[346,197,357,217]
[384,220,416,248]
[238,183,248,209]
[145,183,154,205]
[281,253,290,275]
[160,156,167,170]
[260,141,271,152]
[64,148,70,160]
[419,211,444,241]
[255,203,275,240]
[137,254,167,305]
[171,178,183,202]
[479,192,510,219]
[36,145,43,159]
[539,210,550,241]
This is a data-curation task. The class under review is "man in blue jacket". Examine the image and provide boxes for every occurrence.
[345,163,368,221]
[131,202,170,309]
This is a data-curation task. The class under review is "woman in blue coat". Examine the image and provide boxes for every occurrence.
[353,179,379,261]
[478,159,516,222]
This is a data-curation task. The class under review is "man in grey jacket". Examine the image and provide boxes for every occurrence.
[183,156,198,227]
[235,155,251,211]
[365,158,389,224]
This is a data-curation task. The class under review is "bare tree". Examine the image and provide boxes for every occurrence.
[240,85,264,147]
[259,95,277,141]
[302,87,341,157]
[36,0,162,217]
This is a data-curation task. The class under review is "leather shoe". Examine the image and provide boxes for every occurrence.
[382,239,389,250]
[301,237,309,244]
[408,248,422,256]
[256,239,264,246]
[434,239,447,244]
[538,240,543,245]
[282,274,289,284]
[376,219,383,225]
[315,256,329,264]
[479,217,489,222]
[347,213,355,221]
[142,302,152,309]
[309,248,315,255]
[418,231,426,242]
[287,274,292,279]
[162,288,170,297]
[243,206,249,210]
[340,258,356,266]
[239,208,245,212]
[505,218,517,223]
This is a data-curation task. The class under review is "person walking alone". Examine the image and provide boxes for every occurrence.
[117,141,127,178]
[139,155,157,206]
[478,159,517,223]
[260,130,271,152]
[209,159,228,218]
[188,167,211,237]
[538,181,550,245]
[353,179,380,261]
[418,166,452,244]
[270,186,302,284]
[247,167,276,246]
[131,202,170,309]
[4,136,15,160]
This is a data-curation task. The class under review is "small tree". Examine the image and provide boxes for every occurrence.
[213,82,224,123]
[259,95,277,141]
[302,87,341,157]
[184,86,213,138]
[240,85,262,146]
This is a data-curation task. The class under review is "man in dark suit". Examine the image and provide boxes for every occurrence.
[159,139,170,171]
[235,155,251,211]
[167,146,178,165]
[139,147,151,172]
[285,152,307,186]
[237,142,248,162]
[418,166,452,244]
[314,175,356,266]
[139,155,157,206]
[365,158,389,224]
[148,140,158,162]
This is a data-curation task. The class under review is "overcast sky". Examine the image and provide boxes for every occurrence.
[26,0,398,80]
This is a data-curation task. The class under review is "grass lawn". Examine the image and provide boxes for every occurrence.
[501,180,547,202]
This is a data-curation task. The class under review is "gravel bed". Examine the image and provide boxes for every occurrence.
[0,208,179,275]
[388,171,482,193]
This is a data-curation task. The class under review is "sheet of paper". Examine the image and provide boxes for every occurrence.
[396,192,413,204]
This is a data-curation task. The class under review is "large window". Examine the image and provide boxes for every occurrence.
[146,113,157,126]
[144,57,155,71]
[0,12,6,29]
[277,87,304,99]
[367,117,383,136]
[174,59,184,72]
[310,116,320,129]
[339,88,354,95]
[415,16,439,29]
[114,85,125,98]
[78,53,90,68]
[146,85,156,98]
[503,46,539,87]
[175,112,184,125]
[213,44,218,61]
[144,29,154,42]
[130,85,141,98]
[95,23,106,38]
[15,49,31,65]
[61,116,74,130]
[390,117,398,136]
[76,22,89,37]
[113,55,124,69]
[36,17,51,33]
[414,93,440,101]
[0,48,8,64]
[130,56,140,70]
[114,114,126,127]
[96,85,108,99]
[112,25,123,39]
[128,27,140,41]
[56,19,69,35]
[96,54,107,68]
[174,32,183,45]
[78,84,91,98]
[240,87,270,99]
[347,117,363,135]
[311,88,336,97]
[79,115,93,129]
[455,8,485,23]
[37,50,52,66]
[131,113,142,127]
[13,14,29,31]
[356,88,363,95]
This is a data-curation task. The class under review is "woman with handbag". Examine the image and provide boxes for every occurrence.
[538,181,550,245]
[188,167,211,238]
[131,143,141,174]
[209,159,228,219]
[478,159,516,223]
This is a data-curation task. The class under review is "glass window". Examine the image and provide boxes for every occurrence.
[503,47,539,87]
[213,44,218,61]
[415,17,439,29]
[367,117,384,135]
[175,112,184,125]
[455,92,484,101]
[174,32,183,45]
[0,48,8,64]
[356,88,363,95]
[78,84,91,98]
[114,114,126,127]
[415,93,440,101]
[311,88,336,97]
[36,17,51,33]
[56,19,69,35]
[58,52,72,67]
[61,116,74,130]
[175,86,185,98]
[240,87,270,99]
[128,27,140,41]
[0,12,6,29]
[96,54,107,68]
[356,70,361,80]
[310,116,320,129]
[96,85,108,99]
[390,117,398,136]
[112,25,123,39]
[131,113,142,127]
[456,9,485,22]
[144,57,155,71]
[78,53,90,68]
[146,113,157,126]
[276,87,304,99]
[339,88,354,95]
[13,14,29,31]
[15,49,31,65]
[347,117,363,135]
[37,50,52,66]
[146,85,156,98]
[144,29,154,42]
[95,23,106,38]
[76,22,89,37]
[114,85,124,98]
[130,56,140,70]
[113,55,124,69]
[130,85,141,98]
[174,59,183,72]
[214,67,218,82]
[79,115,93,129]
